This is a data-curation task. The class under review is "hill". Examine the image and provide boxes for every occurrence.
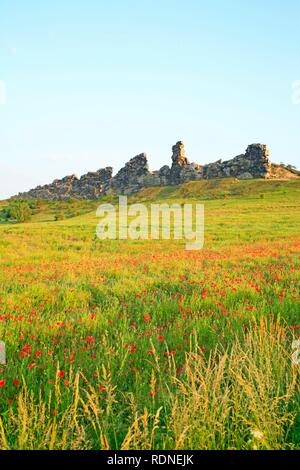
[13,141,299,201]
[0,170,299,450]
[1,179,300,243]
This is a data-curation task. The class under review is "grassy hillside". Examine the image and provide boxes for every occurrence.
[1,178,300,224]
[0,179,299,449]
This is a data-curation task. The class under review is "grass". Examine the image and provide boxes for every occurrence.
[0,178,299,449]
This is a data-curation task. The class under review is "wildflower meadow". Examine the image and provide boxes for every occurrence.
[0,179,299,449]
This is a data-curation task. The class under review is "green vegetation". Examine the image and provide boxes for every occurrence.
[0,200,32,223]
[0,178,299,449]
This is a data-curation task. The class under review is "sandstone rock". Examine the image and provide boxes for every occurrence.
[180,163,203,182]
[15,140,296,200]
[71,167,112,199]
[143,171,161,187]
[158,165,171,185]
[170,141,189,184]
[244,143,270,178]
[109,153,150,195]
[17,168,112,200]
[202,144,271,180]
[18,174,78,200]
[171,141,188,167]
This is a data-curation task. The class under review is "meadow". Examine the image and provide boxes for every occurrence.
[0,178,299,450]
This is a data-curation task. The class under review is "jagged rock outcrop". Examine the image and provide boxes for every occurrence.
[17,174,78,200]
[167,143,271,183]
[158,165,171,185]
[219,144,270,179]
[15,141,298,200]
[72,167,112,199]
[18,168,112,200]
[170,141,190,184]
[201,144,270,180]
[109,153,150,195]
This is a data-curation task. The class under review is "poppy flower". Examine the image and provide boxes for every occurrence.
[86,336,95,343]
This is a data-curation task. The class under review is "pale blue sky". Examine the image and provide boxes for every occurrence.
[0,0,300,199]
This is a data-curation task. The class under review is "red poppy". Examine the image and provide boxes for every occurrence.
[86,336,95,343]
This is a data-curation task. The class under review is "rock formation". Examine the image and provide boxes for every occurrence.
[169,141,190,184]
[71,167,113,199]
[15,141,298,200]
[109,153,149,195]
[202,144,271,180]
[18,168,112,200]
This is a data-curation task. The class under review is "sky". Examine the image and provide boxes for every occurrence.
[0,0,300,200]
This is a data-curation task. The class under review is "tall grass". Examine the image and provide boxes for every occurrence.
[0,319,298,450]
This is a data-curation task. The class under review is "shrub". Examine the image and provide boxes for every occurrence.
[0,208,11,222]
[54,212,65,221]
[8,201,32,223]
